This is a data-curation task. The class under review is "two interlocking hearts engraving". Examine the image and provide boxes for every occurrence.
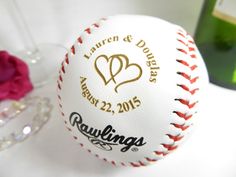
[94,54,142,93]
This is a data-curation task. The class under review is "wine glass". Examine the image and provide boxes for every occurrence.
[10,0,67,88]
[0,0,67,150]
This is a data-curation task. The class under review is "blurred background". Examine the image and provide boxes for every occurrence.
[0,0,236,177]
[0,0,202,52]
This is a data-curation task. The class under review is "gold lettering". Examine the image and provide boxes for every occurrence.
[146,53,154,60]
[136,40,145,48]
[92,98,99,107]
[83,36,120,59]
[123,35,132,42]
[149,77,156,83]
[113,36,119,41]
[150,66,160,70]
[91,47,96,53]
[143,48,149,53]
[95,42,102,48]
[151,70,158,77]
[135,39,159,83]
[107,37,113,43]
[80,77,87,83]
[80,77,100,107]
[102,39,107,45]
[84,54,91,60]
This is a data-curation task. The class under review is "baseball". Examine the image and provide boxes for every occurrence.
[57,15,208,167]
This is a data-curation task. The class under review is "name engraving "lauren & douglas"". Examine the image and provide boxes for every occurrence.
[83,35,160,83]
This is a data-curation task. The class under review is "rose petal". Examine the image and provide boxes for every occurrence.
[10,76,23,93]
[9,55,30,77]
[0,81,10,100]
[0,51,16,82]
[8,76,33,100]
[0,51,9,59]
[0,50,34,101]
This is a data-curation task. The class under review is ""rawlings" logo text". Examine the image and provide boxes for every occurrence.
[69,112,146,152]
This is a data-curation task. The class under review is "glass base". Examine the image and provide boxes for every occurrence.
[16,43,67,88]
[0,96,52,151]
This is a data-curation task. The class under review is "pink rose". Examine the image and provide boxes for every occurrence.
[0,51,33,101]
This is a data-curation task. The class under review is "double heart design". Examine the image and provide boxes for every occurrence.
[94,54,142,93]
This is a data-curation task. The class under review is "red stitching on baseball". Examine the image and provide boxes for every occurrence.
[173,111,192,120]
[77,37,83,44]
[93,23,99,28]
[61,112,65,116]
[177,48,188,55]
[61,64,65,74]
[190,54,196,58]
[58,83,61,90]
[71,45,75,54]
[176,38,199,120]
[188,40,194,44]
[177,32,185,38]
[130,162,140,167]
[59,75,63,82]
[177,84,199,95]
[73,136,78,140]
[162,144,178,151]
[177,72,199,84]
[166,134,184,142]
[67,127,72,131]
[139,161,146,166]
[155,151,168,156]
[111,161,116,166]
[85,28,91,34]
[57,95,61,100]
[189,47,195,51]
[174,99,198,109]
[177,38,187,46]
[146,157,157,162]
[65,54,69,64]
[169,30,199,158]
[176,59,198,71]
[171,123,190,131]
[190,65,197,70]
[121,162,126,166]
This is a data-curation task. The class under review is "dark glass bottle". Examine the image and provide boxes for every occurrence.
[195,0,236,89]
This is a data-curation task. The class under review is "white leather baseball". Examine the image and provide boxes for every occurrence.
[57,15,208,167]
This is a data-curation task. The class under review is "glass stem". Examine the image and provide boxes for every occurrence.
[11,0,39,53]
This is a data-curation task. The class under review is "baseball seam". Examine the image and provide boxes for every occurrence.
[57,18,200,167]
[154,29,199,156]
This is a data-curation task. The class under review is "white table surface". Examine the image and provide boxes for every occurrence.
[1,0,236,177]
